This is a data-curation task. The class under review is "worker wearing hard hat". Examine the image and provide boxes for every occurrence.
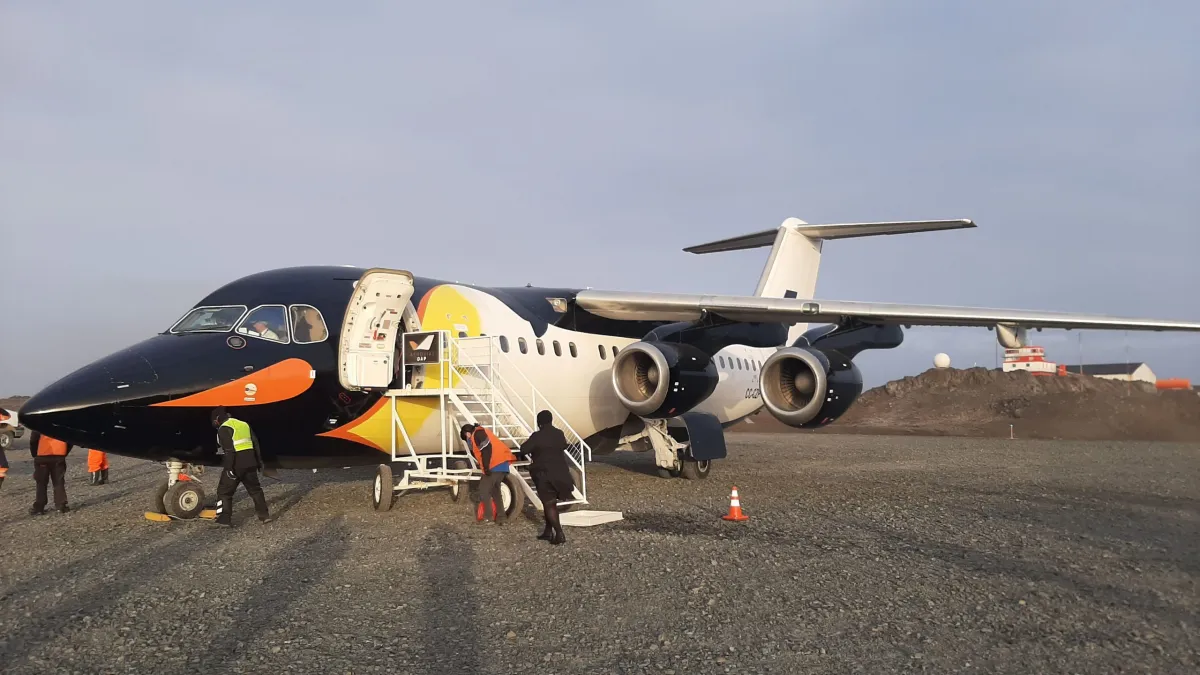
[0,440,8,491]
[28,430,72,515]
[87,449,110,485]
[460,423,516,524]
[211,407,272,526]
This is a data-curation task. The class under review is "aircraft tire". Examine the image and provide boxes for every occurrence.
[0,430,12,449]
[679,458,711,480]
[500,474,523,519]
[164,480,206,519]
[373,464,395,512]
[655,466,681,479]
[149,479,170,514]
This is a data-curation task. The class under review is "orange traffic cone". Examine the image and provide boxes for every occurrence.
[722,486,749,521]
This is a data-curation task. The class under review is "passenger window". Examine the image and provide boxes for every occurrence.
[499,336,510,353]
[737,359,743,370]
[598,345,607,360]
[553,340,562,357]
[518,338,528,354]
[719,356,726,369]
[237,305,289,343]
[536,339,546,356]
[611,346,618,358]
[289,305,328,344]
[569,342,577,358]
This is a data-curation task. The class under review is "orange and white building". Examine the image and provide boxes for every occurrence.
[1001,346,1064,376]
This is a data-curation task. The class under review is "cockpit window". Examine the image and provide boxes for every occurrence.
[236,305,290,344]
[289,305,329,344]
[170,306,247,334]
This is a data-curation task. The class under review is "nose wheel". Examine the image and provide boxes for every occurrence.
[149,460,208,519]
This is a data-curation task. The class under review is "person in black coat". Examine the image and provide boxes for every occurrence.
[523,410,575,545]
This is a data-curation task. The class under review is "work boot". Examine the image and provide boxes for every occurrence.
[89,471,100,486]
[0,477,5,490]
[550,529,567,546]
[537,527,553,541]
[101,469,110,485]
[29,506,45,516]
[58,505,70,514]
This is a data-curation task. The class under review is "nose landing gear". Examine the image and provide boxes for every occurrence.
[149,460,209,519]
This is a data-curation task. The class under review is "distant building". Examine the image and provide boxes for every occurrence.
[1002,346,1060,375]
[1063,362,1157,384]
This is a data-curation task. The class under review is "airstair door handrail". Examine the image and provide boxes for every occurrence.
[457,334,593,459]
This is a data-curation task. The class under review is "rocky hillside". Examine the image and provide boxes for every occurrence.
[735,368,1200,442]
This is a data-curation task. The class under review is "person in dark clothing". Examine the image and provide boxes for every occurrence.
[523,410,575,545]
[461,423,516,525]
[211,407,271,526]
[28,430,72,515]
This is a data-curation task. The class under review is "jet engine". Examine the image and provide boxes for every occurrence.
[611,341,718,418]
[759,346,863,428]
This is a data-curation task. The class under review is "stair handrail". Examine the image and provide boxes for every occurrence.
[447,334,590,499]
[451,334,591,456]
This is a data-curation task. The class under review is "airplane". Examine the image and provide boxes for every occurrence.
[19,218,1200,517]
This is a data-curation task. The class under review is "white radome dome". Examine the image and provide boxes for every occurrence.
[933,353,951,369]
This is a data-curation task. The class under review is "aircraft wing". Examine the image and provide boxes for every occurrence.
[573,290,1200,332]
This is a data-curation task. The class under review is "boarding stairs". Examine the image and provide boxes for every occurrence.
[379,331,590,512]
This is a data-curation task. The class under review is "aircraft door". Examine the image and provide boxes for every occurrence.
[338,268,416,391]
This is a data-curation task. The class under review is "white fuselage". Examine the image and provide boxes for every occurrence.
[409,284,773,445]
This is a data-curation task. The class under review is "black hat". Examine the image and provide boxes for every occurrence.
[536,410,553,427]
[210,406,228,428]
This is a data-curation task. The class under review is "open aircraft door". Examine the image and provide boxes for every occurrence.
[338,268,417,391]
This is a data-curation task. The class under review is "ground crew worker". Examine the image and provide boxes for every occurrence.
[0,410,10,489]
[460,423,516,524]
[523,410,575,545]
[87,449,110,485]
[28,430,72,515]
[211,407,271,526]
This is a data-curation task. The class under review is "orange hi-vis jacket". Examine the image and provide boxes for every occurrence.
[87,449,109,472]
[37,436,69,457]
[468,427,516,471]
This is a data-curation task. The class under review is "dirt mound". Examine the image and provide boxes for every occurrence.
[736,368,1200,442]
[0,396,28,412]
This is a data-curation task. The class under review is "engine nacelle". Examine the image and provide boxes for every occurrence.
[611,341,718,418]
[759,346,863,428]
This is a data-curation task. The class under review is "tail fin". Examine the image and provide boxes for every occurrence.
[685,218,974,342]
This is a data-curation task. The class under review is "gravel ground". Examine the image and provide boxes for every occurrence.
[1,433,1197,674]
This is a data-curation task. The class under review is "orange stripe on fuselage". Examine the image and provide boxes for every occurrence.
[152,358,315,408]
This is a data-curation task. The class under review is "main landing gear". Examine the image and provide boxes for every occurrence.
[149,460,208,520]
[627,419,712,481]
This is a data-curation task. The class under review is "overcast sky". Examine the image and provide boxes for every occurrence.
[2,1,1198,395]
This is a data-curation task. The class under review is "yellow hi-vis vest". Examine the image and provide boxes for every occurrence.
[220,418,254,452]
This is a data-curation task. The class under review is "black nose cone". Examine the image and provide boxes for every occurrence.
[21,347,156,446]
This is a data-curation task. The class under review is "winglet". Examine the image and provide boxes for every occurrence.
[684,218,975,254]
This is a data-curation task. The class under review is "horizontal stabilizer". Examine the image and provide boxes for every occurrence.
[684,219,975,254]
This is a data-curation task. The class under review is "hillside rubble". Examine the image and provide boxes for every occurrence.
[738,368,1200,442]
